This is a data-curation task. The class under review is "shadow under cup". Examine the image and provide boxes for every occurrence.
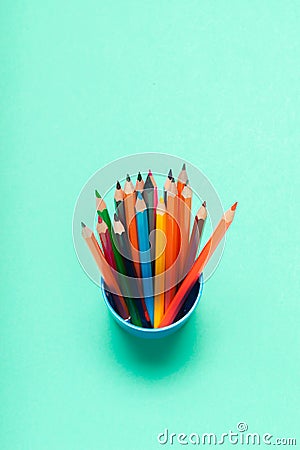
[101,274,204,339]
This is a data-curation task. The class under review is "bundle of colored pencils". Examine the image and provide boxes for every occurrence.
[81,165,237,328]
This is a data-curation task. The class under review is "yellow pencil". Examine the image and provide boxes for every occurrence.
[154,198,167,327]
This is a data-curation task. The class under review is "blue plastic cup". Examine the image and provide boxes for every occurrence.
[101,274,203,339]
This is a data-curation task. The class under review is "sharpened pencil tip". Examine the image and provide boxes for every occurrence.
[116,180,121,189]
[148,169,152,175]
[171,177,175,183]
[182,163,186,170]
[202,201,206,207]
[137,172,142,181]
[81,222,86,228]
[168,169,173,179]
[231,202,238,211]
[95,189,101,198]
[126,173,131,181]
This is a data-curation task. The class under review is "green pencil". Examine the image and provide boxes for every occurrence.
[95,190,142,326]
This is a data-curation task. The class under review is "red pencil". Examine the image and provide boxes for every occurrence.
[158,203,237,327]
[96,216,116,269]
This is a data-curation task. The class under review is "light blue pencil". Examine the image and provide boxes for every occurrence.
[135,191,154,325]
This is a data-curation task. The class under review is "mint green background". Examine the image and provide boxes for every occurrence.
[1,2,299,449]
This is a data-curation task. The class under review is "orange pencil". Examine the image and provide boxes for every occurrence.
[154,198,167,327]
[158,202,238,327]
[178,181,193,275]
[177,163,188,197]
[123,174,141,278]
[164,178,180,309]
[81,222,129,320]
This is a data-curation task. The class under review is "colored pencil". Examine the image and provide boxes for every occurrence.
[135,172,144,194]
[96,189,134,282]
[135,191,154,325]
[177,163,188,197]
[154,198,166,327]
[95,190,112,231]
[163,169,172,205]
[158,202,238,327]
[114,181,126,225]
[96,216,116,269]
[178,180,193,275]
[123,174,141,278]
[149,169,158,209]
[143,172,155,235]
[164,178,180,309]
[81,222,130,320]
[95,192,142,326]
[113,215,151,328]
[184,201,207,275]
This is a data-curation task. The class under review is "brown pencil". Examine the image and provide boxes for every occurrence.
[114,181,126,225]
[135,172,144,194]
[183,201,207,276]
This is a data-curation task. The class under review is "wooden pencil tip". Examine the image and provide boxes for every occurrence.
[168,169,173,179]
[126,173,131,181]
[116,180,121,189]
[182,163,186,170]
[202,201,206,207]
[148,169,152,175]
[95,189,101,198]
[137,171,142,181]
[81,222,86,228]
[231,202,238,211]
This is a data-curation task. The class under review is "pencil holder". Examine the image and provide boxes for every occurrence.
[101,274,204,339]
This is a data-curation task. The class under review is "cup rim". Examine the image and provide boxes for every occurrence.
[101,273,204,333]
